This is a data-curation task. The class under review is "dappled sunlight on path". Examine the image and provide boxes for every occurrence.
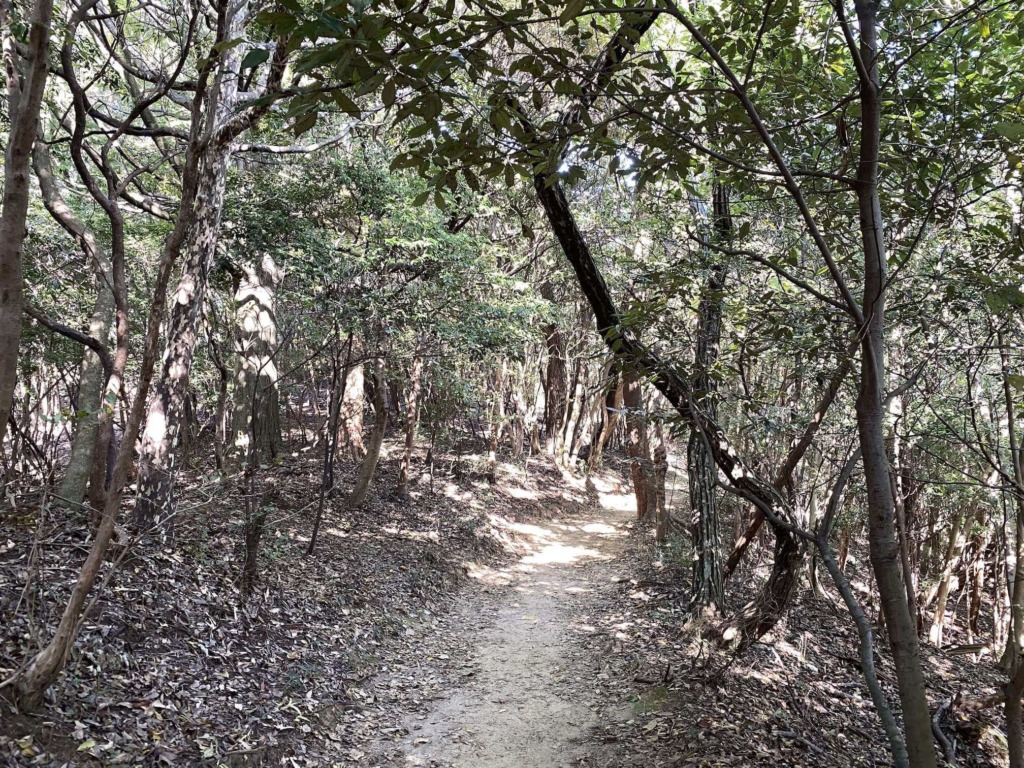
[382,475,635,767]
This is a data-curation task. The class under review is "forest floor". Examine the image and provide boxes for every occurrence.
[0,444,1016,767]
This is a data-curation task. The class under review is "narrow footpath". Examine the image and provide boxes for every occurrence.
[374,477,636,767]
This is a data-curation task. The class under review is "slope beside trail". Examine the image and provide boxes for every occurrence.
[371,474,637,768]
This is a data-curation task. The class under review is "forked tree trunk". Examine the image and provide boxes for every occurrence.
[348,359,387,508]
[228,254,284,466]
[0,0,56,447]
[12,0,220,709]
[929,511,964,647]
[590,370,622,468]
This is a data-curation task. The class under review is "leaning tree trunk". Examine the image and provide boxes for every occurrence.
[929,510,964,648]
[348,358,388,508]
[228,254,284,466]
[133,0,248,528]
[0,0,55,447]
[688,181,729,611]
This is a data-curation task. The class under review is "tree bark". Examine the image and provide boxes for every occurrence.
[397,343,424,498]
[338,339,366,461]
[1008,662,1024,768]
[928,511,964,648]
[688,181,729,610]
[134,0,251,527]
[487,359,506,483]
[0,0,56,446]
[623,369,652,520]
[590,369,622,467]
[852,1,935,762]
[11,0,218,708]
[348,358,387,508]
[543,319,567,461]
[32,135,115,508]
[532,172,803,650]
[228,254,284,466]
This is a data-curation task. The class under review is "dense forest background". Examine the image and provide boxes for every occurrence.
[0,0,1023,765]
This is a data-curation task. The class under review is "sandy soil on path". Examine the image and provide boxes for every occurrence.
[380,477,636,768]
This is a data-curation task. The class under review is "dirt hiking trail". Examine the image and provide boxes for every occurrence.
[381,475,636,768]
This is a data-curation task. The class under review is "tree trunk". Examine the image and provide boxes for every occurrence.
[228,254,285,466]
[0,0,55,447]
[11,0,222,707]
[653,439,669,543]
[533,169,804,651]
[929,511,964,648]
[967,517,989,644]
[487,359,506,483]
[688,181,729,610]
[1008,662,1024,768]
[348,358,387,508]
[338,339,366,461]
[543,318,567,461]
[623,370,652,519]
[1000,330,1024,671]
[853,1,935,761]
[134,0,248,528]
[32,134,115,508]
[397,344,424,498]
[590,370,622,468]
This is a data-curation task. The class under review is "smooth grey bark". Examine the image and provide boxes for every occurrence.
[0,0,56,448]
[32,137,116,508]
